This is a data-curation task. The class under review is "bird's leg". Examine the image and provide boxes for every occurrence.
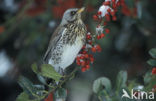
[56,67,65,86]
[61,68,65,76]
[58,67,65,76]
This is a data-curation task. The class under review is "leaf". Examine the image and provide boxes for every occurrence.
[31,63,39,74]
[93,77,111,94]
[32,63,62,81]
[33,84,45,91]
[16,91,46,101]
[18,76,37,96]
[116,71,127,90]
[18,76,48,101]
[40,64,62,81]
[145,75,156,91]
[55,88,67,99]
[98,90,112,101]
[127,80,138,92]
[16,92,30,101]
[144,71,152,84]
[69,73,75,80]
[149,48,156,58]
[147,59,156,66]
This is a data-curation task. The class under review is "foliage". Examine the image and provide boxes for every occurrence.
[93,71,156,101]
[0,0,155,101]
[32,63,62,82]
[16,64,69,101]
[93,48,156,101]
[147,48,156,67]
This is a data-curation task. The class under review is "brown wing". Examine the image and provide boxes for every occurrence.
[43,25,65,63]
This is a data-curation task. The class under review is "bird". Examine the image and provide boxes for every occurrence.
[43,7,87,75]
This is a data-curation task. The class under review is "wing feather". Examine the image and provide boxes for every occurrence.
[43,25,65,63]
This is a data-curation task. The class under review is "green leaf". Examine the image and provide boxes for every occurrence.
[144,71,152,84]
[93,77,111,94]
[31,63,39,74]
[18,76,37,96]
[127,80,138,92]
[16,92,30,101]
[18,76,48,101]
[145,75,156,91]
[40,64,62,81]
[55,88,67,99]
[69,73,75,80]
[116,71,127,90]
[147,59,156,66]
[98,90,112,101]
[149,48,156,58]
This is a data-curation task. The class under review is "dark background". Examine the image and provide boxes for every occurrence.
[0,0,156,101]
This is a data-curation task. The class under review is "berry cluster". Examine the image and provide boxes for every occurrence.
[93,0,121,21]
[76,0,124,72]
[76,32,101,72]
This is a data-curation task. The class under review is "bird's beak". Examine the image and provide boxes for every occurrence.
[77,7,85,14]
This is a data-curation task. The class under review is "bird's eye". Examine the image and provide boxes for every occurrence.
[70,11,76,16]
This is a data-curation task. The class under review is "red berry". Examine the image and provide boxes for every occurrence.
[105,28,110,34]
[82,50,87,54]
[112,0,116,3]
[97,35,101,40]
[91,47,96,52]
[76,56,80,60]
[81,67,86,72]
[112,16,117,21]
[80,56,84,59]
[107,8,111,13]
[87,34,91,39]
[76,61,81,65]
[85,54,89,58]
[86,65,90,69]
[103,1,110,5]
[93,15,98,20]
[153,85,156,89]
[152,67,156,75]
[101,33,105,38]
[88,41,92,45]
[95,45,102,52]
[105,14,110,21]
[117,1,120,6]
[82,45,86,49]
[113,3,117,9]
[90,57,94,63]
[86,60,90,64]
[89,54,93,58]
[97,11,102,15]
[110,11,115,16]
[80,61,85,66]
[103,22,107,26]
[76,57,80,64]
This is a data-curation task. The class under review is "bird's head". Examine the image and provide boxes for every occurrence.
[61,7,85,25]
